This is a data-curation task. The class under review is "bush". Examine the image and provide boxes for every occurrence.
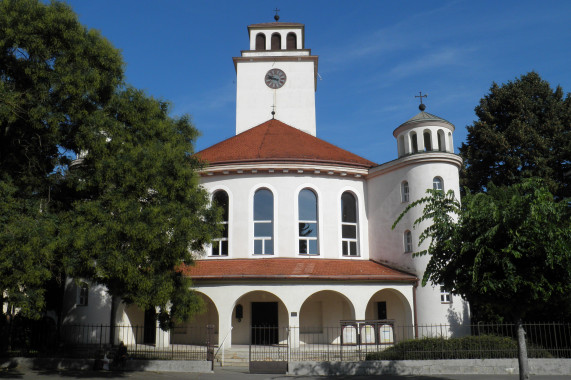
[365,335,553,360]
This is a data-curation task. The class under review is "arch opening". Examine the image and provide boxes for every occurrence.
[232,291,288,345]
[271,33,281,50]
[255,33,266,50]
[172,293,219,345]
[365,288,414,342]
[299,290,355,344]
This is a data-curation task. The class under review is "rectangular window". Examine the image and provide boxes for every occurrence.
[440,286,452,303]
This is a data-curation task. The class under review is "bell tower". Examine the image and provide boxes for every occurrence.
[233,14,318,136]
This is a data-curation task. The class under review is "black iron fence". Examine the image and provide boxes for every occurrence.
[2,321,570,361]
[1,322,214,361]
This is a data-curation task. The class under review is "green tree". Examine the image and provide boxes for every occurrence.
[460,72,571,199]
[0,0,219,331]
[60,88,220,329]
[393,179,571,380]
[1,0,122,323]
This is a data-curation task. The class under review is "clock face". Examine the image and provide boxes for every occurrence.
[265,69,287,89]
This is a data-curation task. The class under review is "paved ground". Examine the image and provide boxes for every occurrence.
[2,366,571,380]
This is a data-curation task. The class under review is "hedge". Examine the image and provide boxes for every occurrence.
[365,335,553,360]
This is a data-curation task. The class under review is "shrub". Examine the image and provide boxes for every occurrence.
[365,335,553,360]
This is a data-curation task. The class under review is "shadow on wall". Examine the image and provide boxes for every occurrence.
[447,300,471,337]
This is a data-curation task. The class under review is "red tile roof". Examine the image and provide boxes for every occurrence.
[195,119,377,168]
[181,258,416,282]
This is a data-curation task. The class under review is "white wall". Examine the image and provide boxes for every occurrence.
[235,60,316,135]
[366,154,469,327]
[200,173,368,260]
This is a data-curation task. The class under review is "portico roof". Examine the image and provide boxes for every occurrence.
[181,258,417,282]
[195,119,377,168]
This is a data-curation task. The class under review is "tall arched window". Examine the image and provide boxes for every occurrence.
[401,181,409,202]
[255,33,266,50]
[211,190,229,256]
[404,230,413,253]
[341,192,358,256]
[411,132,418,153]
[254,189,273,255]
[437,130,445,151]
[286,32,297,49]
[398,135,405,157]
[433,177,443,191]
[271,33,281,50]
[423,131,432,151]
[298,189,318,255]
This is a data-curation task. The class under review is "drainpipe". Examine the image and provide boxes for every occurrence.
[413,280,419,339]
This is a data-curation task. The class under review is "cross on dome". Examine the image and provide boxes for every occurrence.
[273,8,280,21]
[415,91,428,111]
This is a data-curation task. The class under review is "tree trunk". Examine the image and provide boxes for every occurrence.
[108,294,119,346]
[516,319,530,380]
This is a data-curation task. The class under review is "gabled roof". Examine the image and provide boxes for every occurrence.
[195,119,377,168]
[180,258,417,282]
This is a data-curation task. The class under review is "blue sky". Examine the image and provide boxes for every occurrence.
[63,0,571,165]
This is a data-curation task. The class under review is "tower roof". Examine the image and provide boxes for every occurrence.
[248,22,304,29]
[399,111,454,128]
[196,119,377,168]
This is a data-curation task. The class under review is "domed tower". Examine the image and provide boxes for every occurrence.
[367,101,468,327]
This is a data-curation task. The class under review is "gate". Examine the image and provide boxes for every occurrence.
[249,326,288,374]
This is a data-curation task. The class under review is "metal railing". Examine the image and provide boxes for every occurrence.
[2,322,570,361]
[1,323,214,360]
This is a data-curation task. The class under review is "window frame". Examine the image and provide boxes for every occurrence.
[433,177,444,191]
[440,286,452,304]
[253,188,274,255]
[77,282,89,307]
[211,190,229,256]
[298,188,319,255]
[341,191,359,257]
[401,181,409,203]
[404,230,413,253]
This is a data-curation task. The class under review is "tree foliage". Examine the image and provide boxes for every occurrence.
[393,179,570,380]
[460,72,571,199]
[0,0,219,326]
[393,180,571,321]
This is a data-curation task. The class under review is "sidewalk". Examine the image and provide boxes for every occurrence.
[2,366,571,380]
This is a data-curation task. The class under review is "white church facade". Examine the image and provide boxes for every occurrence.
[63,18,469,349]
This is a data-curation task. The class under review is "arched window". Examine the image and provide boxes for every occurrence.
[271,33,281,50]
[423,131,432,151]
[401,181,409,202]
[298,189,318,255]
[254,189,273,255]
[411,132,418,153]
[341,192,358,256]
[437,130,445,151]
[398,135,405,157]
[286,32,297,49]
[255,33,266,50]
[77,282,89,306]
[404,231,412,253]
[211,190,229,256]
[433,177,443,191]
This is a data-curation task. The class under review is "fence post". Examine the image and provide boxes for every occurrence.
[206,324,214,368]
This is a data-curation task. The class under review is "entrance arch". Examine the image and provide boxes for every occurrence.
[172,292,219,345]
[232,290,288,345]
[299,290,355,344]
[365,288,414,341]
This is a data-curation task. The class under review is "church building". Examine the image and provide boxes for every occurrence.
[63,17,469,349]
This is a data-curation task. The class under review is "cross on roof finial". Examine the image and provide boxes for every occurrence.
[274,8,280,22]
[415,91,428,111]
[271,104,276,119]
